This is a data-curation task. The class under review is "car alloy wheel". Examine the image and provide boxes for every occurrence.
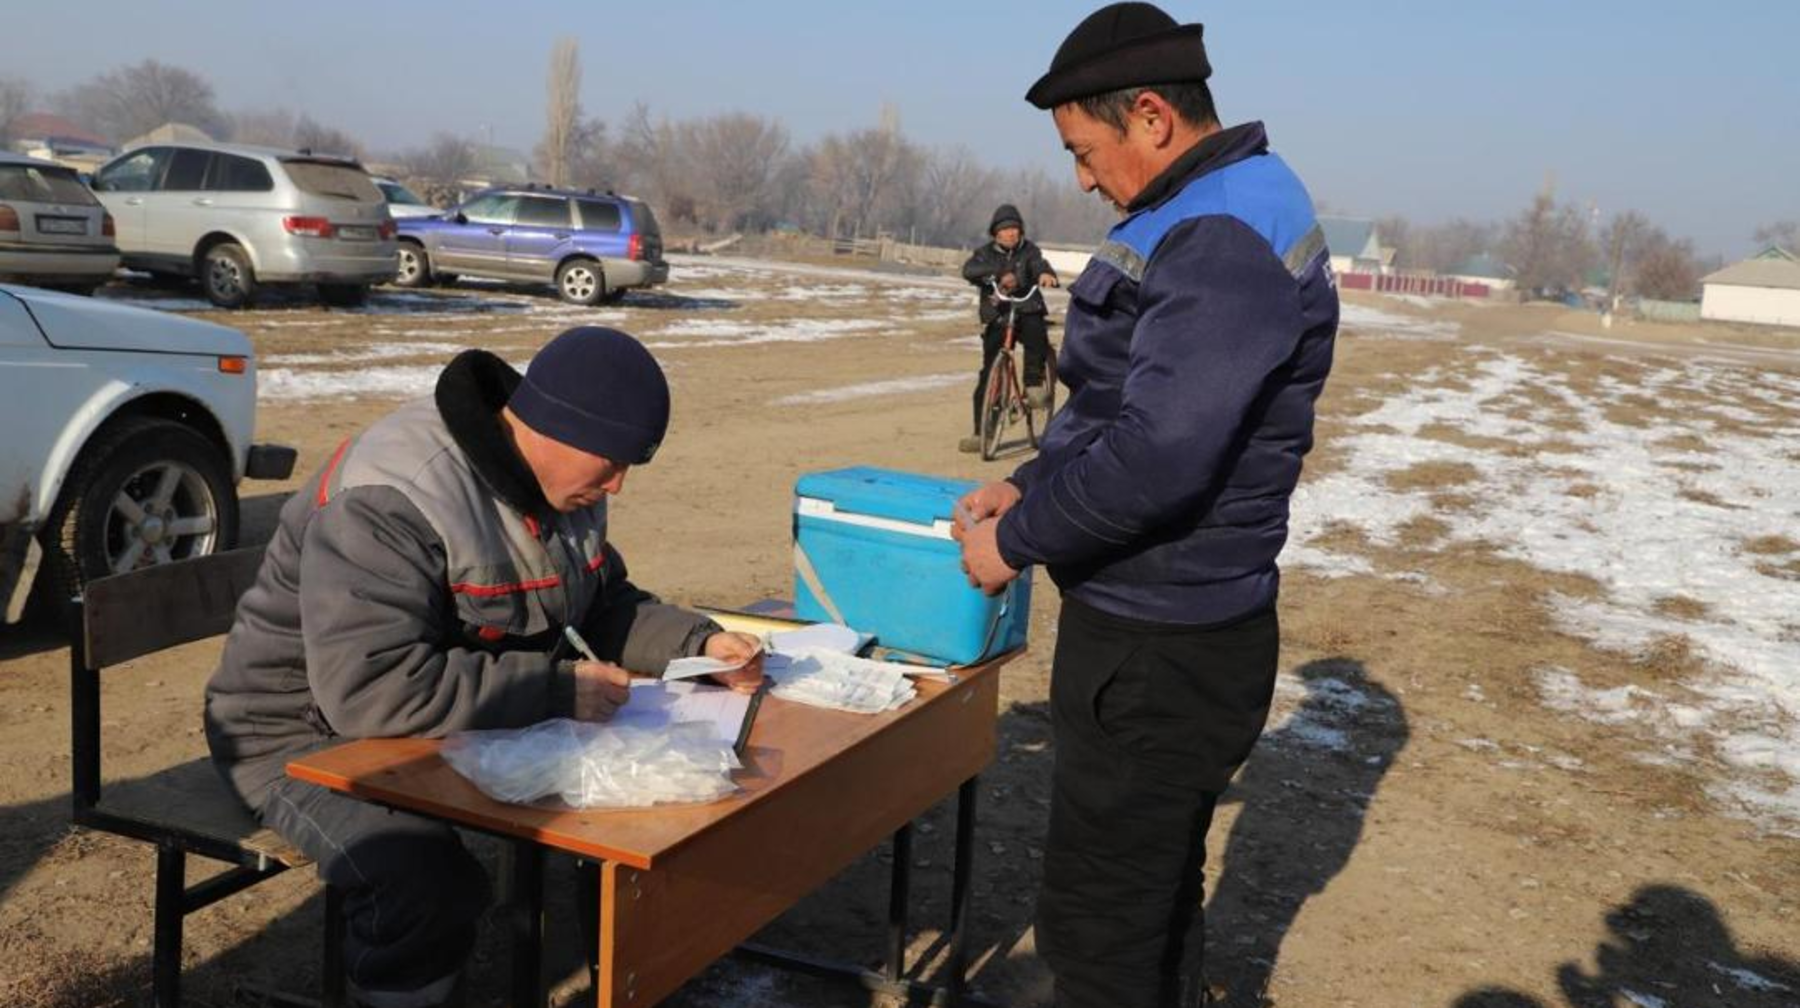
[208,256,249,304]
[104,459,221,573]
[561,264,598,302]
[396,246,424,285]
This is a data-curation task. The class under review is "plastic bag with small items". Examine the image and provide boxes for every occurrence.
[441,718,741,809]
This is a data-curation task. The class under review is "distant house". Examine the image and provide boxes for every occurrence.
[1447,252,1515,291]
[122,122,216,150]
[1319,216,1384,275]
[1700,247,1800,328]
[7,112,114,169]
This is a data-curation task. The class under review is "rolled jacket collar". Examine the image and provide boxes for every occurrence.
[1126,121,1269,215]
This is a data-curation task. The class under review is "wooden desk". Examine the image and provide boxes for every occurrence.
[288,649,1017,1007]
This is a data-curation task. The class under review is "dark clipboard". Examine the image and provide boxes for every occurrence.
[732,684,766,757]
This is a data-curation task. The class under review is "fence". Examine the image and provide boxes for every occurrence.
[1338,271,1491,299]
[1635,299,1703,324]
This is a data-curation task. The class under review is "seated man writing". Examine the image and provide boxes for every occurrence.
[204,326,761,1008]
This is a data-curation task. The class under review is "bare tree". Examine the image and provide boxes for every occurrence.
[1602,210,1652,302]
[1632,235,1702,301]
[540,38,581,187]
[1752,220,1800,253]
[612,104,703,220]
[56,60,227,142]
[912,147,1003,246]
[0,76,32,147]
[1501,189,1596,298]
[227,108,297,148]
[561,117,613,191]
[400,133,479,186]
[684,113,789,230]
[293,115,365,160]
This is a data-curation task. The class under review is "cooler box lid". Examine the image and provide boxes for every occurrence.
[794,467,976,527]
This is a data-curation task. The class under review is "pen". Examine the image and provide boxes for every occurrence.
[563,624,601,664]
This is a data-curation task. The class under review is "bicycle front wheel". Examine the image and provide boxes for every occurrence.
[980,353,1016,460]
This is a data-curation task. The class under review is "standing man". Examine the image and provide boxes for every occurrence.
[205,327,762,1008]
[960,204,1058,453]
[955,4,1339,1005]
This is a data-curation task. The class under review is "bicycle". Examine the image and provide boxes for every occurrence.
[978,278,1058,461]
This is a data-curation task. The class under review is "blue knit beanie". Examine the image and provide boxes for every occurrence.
[508,327,669,464]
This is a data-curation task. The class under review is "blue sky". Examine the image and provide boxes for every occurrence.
[8,1,1794,256]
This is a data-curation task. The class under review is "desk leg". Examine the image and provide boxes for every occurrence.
[947,776,978,1001]
[506,841,545,1008]
[887,823,913,982]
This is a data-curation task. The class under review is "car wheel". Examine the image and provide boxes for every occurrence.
[319,283,369,307]
[37,417,239,625]
[556,259,604,306]
[202,242,256,309]
[394,242,433,288]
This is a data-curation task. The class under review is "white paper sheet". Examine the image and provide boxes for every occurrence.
[609,679,754,746]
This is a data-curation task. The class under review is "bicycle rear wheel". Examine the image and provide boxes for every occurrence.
[980,353,1016,460]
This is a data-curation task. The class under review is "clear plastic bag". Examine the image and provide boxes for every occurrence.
[769,649,917,714]
[442,718,741,809]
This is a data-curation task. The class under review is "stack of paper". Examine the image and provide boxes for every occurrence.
[769,648,917,714]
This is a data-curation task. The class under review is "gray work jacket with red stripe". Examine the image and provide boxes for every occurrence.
[204,351,717,803]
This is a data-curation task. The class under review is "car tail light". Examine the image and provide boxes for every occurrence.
[283,215,335,238]
[378,219,397,240]
[101,212,116,238]
[627,233,643,261]
[0,204,18,232]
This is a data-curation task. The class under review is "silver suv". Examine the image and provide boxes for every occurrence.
[91,142,397,309]
[0,152,121,296]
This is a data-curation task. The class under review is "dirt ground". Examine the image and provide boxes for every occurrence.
[1,257,1796,1008]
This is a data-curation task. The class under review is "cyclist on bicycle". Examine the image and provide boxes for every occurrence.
[960,203,1058,453]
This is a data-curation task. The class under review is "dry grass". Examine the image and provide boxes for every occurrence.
[1680,487,1744,510]
[1653,595,1711,621]
[1565,482,1604,499]
[1743,535,1799,556]
[1396,514,1452,548]
[1654,433,1711,453]
[1384,460,1482,493]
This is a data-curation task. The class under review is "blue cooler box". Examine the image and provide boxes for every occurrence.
[793,467,1031,665]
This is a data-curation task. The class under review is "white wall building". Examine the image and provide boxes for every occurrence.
[1319,217,1384,276]
[1700,247,1800,328]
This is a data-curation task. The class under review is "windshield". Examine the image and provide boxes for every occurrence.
[378,180,428,206]
[0,164,98,204]
[282,159,382,203]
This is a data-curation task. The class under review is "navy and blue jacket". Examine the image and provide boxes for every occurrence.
[995,122,1338,626]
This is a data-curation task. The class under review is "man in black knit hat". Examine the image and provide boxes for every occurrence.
[954,3,1340,1005]
[206,327,764,1007]
[960,203,1059,452]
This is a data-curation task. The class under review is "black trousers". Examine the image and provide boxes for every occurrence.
[1037,596,1280,1008]
[971,312,1050,433]
[259,775,490,1007]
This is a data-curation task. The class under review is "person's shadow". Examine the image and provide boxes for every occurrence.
[1204,657,1408,1006]
[1453,884,1800,1008]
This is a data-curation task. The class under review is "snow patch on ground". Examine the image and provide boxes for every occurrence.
[1286,350,1800,831]
[1338,302,1462,339]
[772,372,966,406]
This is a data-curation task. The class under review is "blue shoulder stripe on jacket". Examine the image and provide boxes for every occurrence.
[1095,153,1323,282]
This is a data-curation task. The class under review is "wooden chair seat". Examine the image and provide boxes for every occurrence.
[91,758,310,870]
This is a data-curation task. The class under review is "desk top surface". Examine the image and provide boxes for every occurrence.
[287,649,1014,870]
